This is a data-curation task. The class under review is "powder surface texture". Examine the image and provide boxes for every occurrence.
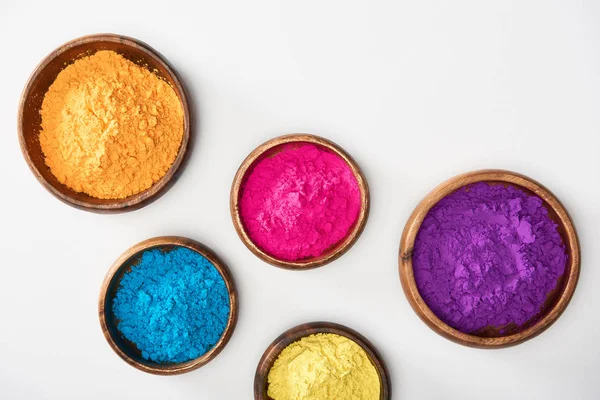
[267,333,380,400]
[112,247,230,363]
[413,182,567,333]
[239,143,361,261]
[40,50,184,199]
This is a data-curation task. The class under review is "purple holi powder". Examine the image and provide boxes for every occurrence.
[413,182,567,334]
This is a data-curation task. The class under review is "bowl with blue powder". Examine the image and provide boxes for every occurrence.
[99,236,238,374]
[400,170,580,348]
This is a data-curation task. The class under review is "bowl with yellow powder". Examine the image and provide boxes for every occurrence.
[19,34,190,212]
[255,322,391,400]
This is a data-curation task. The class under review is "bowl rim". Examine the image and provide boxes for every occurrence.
[98,236,238,375]
[18,33,191,213]
[253,321,391,400]
[230,133,370,270]
[399,169,581,348]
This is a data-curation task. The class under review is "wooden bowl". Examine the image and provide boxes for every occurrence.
[98,236,238,375]
[254,322,391,400]
[399,169,580,348]
[18,34,191,213]
[230,134,370,270]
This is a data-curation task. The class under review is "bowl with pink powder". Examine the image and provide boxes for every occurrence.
[399,170,580,348]
[231,134,369,269]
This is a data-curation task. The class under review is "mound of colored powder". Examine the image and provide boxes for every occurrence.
[413,182,567,334]
[40,50,184,199]
[239,143,361,261]
[267,333,380,400]
[112,247,230,363]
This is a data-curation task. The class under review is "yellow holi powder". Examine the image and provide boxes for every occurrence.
[267,333,381,400]
[39,50,184,199]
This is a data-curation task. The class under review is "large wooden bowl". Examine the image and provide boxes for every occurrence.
[254,322,391,400]
[18,34,191,213]
[98,236,238,375]
[230,134,370,270]
[399,170,580,348]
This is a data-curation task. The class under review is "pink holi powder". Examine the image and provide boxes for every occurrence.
[239,143,362,261]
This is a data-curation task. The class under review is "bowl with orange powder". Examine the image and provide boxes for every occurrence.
[18,34,190,212]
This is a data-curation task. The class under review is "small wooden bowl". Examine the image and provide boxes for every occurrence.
[18,34,191,213]
[230,134,370,270]
[98,236,238,375]
[399,169,580,348]
[254,322,391,400]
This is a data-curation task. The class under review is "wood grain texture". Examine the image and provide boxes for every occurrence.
[254,322,391,400]
[18,34,192,213]
[230,134,370,270]
[399,169,580,348]
[98,236,238,375]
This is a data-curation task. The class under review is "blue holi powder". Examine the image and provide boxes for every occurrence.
[112,246,230,363]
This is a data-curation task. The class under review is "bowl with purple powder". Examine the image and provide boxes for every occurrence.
[231,134,370,270]
[399,170,580,348]
[99,236,238,374]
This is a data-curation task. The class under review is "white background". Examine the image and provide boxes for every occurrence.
[1,1,599,399]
